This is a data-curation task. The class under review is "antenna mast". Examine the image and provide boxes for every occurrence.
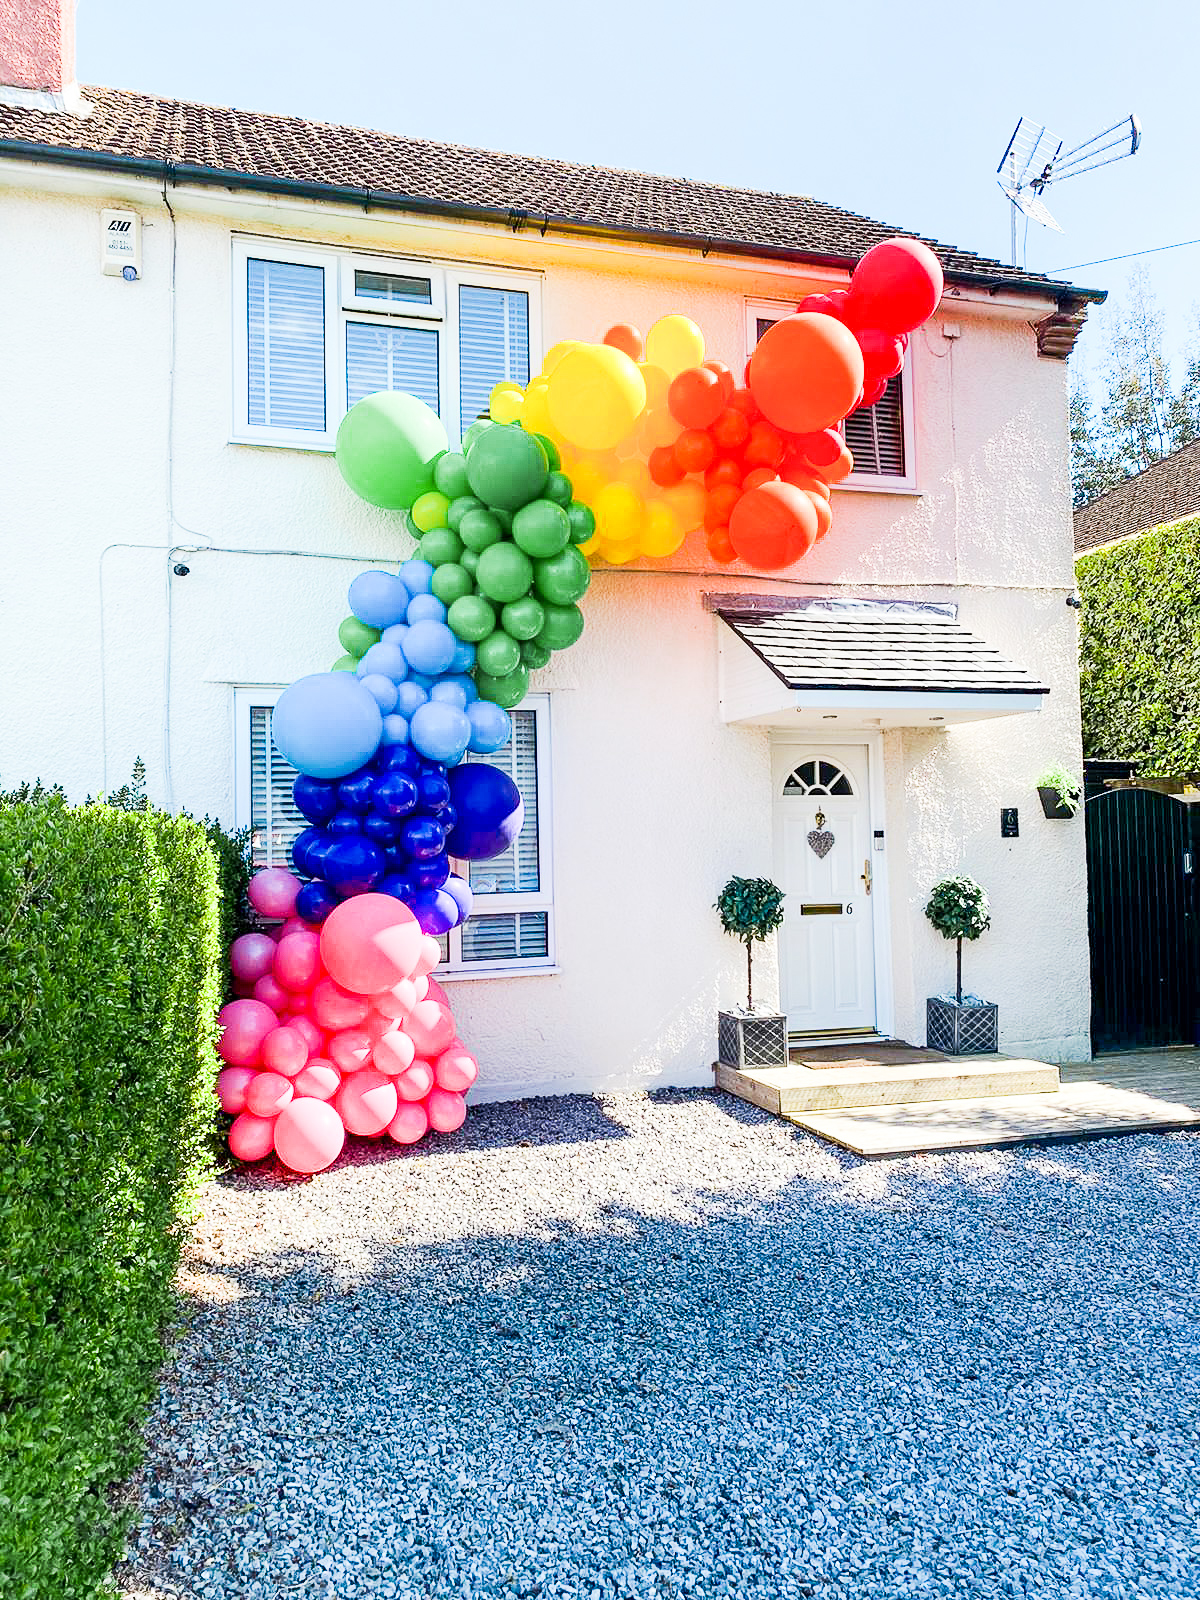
[996,113,1142,267]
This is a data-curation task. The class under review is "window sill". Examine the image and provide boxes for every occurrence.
[835,479,922,496]
[229,434,337,454]
[438,965,560,982]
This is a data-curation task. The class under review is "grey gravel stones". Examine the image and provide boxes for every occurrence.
[117,1090,1200,1599]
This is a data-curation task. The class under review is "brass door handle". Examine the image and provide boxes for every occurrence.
[860,858,872,895]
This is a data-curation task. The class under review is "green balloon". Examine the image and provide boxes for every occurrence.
[476,629,522,676]
[466,425,549,511]
[459,508,504,553]
[339,616,381,657]
[419,528,464,567]
[492,507,514,534]
[512,499,570,559]
[434,452,471,500]
[476,541,535,604]
[520,640,552,670]
[462,418,494,453]
[446,594,497,643]
[534,544,591,605]
[431,563,475,606]
[447,494,484,532]
[460,549,480,577]
[331,653,358,672]
[500,596,546,641]
[567,501,596,544]
[531,432,561,471]
[536,603,585,651]
[335,391,448,510]
[475,664,530,709]
[544,471,573,507]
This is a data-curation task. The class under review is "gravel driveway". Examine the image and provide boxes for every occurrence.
[118,1089,1200,1600]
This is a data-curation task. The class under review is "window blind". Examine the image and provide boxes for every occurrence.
[464,709,539,895]
[247,259,326,431]
[458,286,530,436]
[252,705,307,868]
[461,912,549,962]
[354,269,432,307]
[346,323,440,413]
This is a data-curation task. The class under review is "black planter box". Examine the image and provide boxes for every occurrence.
[718,1009,789,1070]
[1038,786,1079,820]
[927,997,999,1055]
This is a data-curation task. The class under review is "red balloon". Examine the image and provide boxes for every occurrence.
[728,481,819,571]
[809,492,834,541]
[711,407,751,452]
[741,467,778,492]
[726,387,759,420]
[704,458,743,491]
[705,527,737,565]
[702,359,735,401]
[848,237,944,336]
[310,977,370,1032]
[261,1025,310,1078]
[857,327,906,382]
[648,444,685,487]
[793,428,843,468]
[742,421,786,469]
[603,323,644,361]
[748,314,864,434]
[673,429,715,474]
[856,376,888,410]
[704,483,741,533]
[797,290,850,320]
[328,1026,374,1075]
[246,1071,295,1119]
[668,366,725,430]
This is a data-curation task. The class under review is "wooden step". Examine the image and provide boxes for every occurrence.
[714,1055,1060,1114]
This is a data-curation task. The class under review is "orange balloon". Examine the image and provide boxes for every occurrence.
[637,363,671,411]
[822,444,855,484]
[705,458,743,491]
[706,527,737,565]
[674,429,716,474]
[748,313,865,434]
[742,467,779,492]
[604,323,644,361]
[780,462,832,501]
[809,492,833,541]
[666,478,706,531]
[727,481,819,571]
[704,483,741,533]
[668,366,725,430]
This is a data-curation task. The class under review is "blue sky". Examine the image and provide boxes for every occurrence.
[78,0,1198,394]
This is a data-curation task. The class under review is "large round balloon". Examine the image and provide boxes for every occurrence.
[547,345,646,452]
[445,764,524,859]
[727,481,819,571]
[271,674,383,780]
[466,426,549,511]
[848,237,944,336]
[273,1097,346,1174]
[748,314,865,434]
[335,392,448,510]
[320,893,425,995]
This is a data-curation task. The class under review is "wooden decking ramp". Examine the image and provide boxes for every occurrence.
[715,1044,1200,1159]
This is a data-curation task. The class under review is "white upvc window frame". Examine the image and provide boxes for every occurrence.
[231,235,543,452]
[744,298,918,493]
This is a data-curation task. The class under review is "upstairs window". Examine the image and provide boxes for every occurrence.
[233,238,539,450]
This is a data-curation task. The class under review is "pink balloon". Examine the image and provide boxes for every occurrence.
[395,1060,434,1102]
[372,977,419,1020]
[216,1065,256,1113]
[288,1014,324,1055]
[230,932,277,983]
[310,978,370,1032]
[328,1026,374,1075]
[336,1070,399,1136]
[373,1028,416,1076]
[424,977,451,1008]
[273,1097,346,1175]
[274,931,323,992]
[413,974,430,1000]
[427,1088,467,1134]
[319,894,424,995]
[387,1100,430,1145]
[413,936,442,979]
[217,999,278,1067]
[229,1110,277,1162]
[261,1025,310,1078]
[405,999,456,1059]
[247,868,302,920]
[434,1046,478,1093]
[293,1059,341,1101]
[252,973,290,1013]
[279,916,319,939]
[246,1071,295,1118]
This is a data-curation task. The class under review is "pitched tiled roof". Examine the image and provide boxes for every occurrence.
[1074,440,1200,553]
[0,85,1102,306]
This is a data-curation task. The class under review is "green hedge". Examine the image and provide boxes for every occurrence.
[0,798,221,1597]
[1076,515,1200,773]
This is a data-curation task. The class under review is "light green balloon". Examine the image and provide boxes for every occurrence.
[335,392,448,510]
[338,616,381,658]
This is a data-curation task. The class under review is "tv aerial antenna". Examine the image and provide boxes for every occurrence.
[996,113,1141,267]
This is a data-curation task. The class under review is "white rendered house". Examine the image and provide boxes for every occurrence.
[0,2,1101,1093]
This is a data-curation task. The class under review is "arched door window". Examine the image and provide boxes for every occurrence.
[782,758,855,797]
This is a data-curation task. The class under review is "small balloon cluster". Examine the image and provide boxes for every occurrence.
[220,877,477,1174]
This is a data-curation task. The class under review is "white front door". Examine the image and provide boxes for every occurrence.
[772,744,877,1035]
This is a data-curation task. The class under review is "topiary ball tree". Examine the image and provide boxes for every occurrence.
[924,875,991,1005]
[715,875,785,1011]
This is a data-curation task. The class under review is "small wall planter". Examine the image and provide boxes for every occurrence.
[718,1009,789,1070]
[927,997,999,1055]
[1038,786,1078,820]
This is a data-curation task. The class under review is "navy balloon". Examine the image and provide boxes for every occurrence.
[322,836,385,895]
[379,871,417,903]
[296,878,341,924]
[363,813,399,845]
[329,813,364,836]
[338,771,377,813]
[409,852,450,889]
[293,774,338,824]
[417,771,452,813]
[291,826,329,877]
[446,763,524,859]
[400,815,446,860]
[373,771,420,818]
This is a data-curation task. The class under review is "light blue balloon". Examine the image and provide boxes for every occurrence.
[409,701,472,766]
[272,672,383,779]
[348,570,410,629]
[448,639,476,674]
[395,681,429,719]
[439,672,478,704]
[357,642,409,682]
[380,712,410,746]
[381,622,409,649]
[406,592,447,625]
[430,681,468,711]
[403,618,458,676]
[398,558,434,596]
[466,699,512,755]
[408,672,435,691]
[360,673,400,714]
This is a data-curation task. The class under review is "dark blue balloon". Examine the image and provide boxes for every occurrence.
[337,771,377,814]
[293,774,338,824]
[373,771,420,819]
[291,826,329,877]
[363,812,399,845]
[445,763,524,859]
[322,836,385,896]
[378,744,422,774]
[399,815,446,861]
[295,878,341,924]
[417,771,452,813]
[329,812,364,836]
[440,804,457,832]
[407,887,459,936]
[379,871,417,903]
[409,851,450,890]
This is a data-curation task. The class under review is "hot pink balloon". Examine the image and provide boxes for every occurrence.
[230,932,277,983]
[328,1027,374,1075]
[395,1060,434,1102]
[319,894,424,995]
[387,1100,430,1145]
[274,931,323,992]
[247,868,301,920]
[273,1097,346,1175]
[336,1070,398,1137]
[373,1028,416,1077]
[261,1025,310,1078]
[427,1088,467,1134]
[252,973,290,1013]
[434,1046,478,1093]
[405,999,456,1059]
[229,1110,277,1162]
[216,1065,257,1113]
[217,999,278,1067]
[424,977,451,1008]
[288,1014,324,1055]
[278,916,318,939]
[293,1058,341,1101]
[246,1071,295,1118]
[413,936,442,979]
[310,978,370,1032]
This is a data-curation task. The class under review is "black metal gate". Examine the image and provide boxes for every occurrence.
[1086,788,1199,1052]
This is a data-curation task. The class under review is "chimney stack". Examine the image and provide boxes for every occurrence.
[0,0,91,116]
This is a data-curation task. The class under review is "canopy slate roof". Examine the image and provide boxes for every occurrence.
[0,85,1103,312]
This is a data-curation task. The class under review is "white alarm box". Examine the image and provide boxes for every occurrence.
[101,209,142,278]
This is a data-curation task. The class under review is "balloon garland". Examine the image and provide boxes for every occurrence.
[215,236,942,1175]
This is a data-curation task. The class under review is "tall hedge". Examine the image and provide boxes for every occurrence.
[1076,515,1200,773]
[0,799,221,1598]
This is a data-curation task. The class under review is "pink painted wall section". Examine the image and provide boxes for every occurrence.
[0,0,73,91]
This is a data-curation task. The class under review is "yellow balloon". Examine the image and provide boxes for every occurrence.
[637,362,671,411]
[579,533,602,560]
[641,501,685,559]
[521,378,554,436]
[637,407,681,455]
[489,382,526,425]
[617,457,654,499]
[665,478,706,532]
[541,340,581,376]
[547,344,647,452]
[570,458,612,505]
[645,315,706,379]
[594,482,644,543]
[602,539,642,566]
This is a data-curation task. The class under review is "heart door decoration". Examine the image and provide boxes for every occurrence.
[807,829,835,859]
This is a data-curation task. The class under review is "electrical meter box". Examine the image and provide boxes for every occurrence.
[101,209,141,278]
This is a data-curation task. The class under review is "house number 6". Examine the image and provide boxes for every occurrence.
[847,905,854,915]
